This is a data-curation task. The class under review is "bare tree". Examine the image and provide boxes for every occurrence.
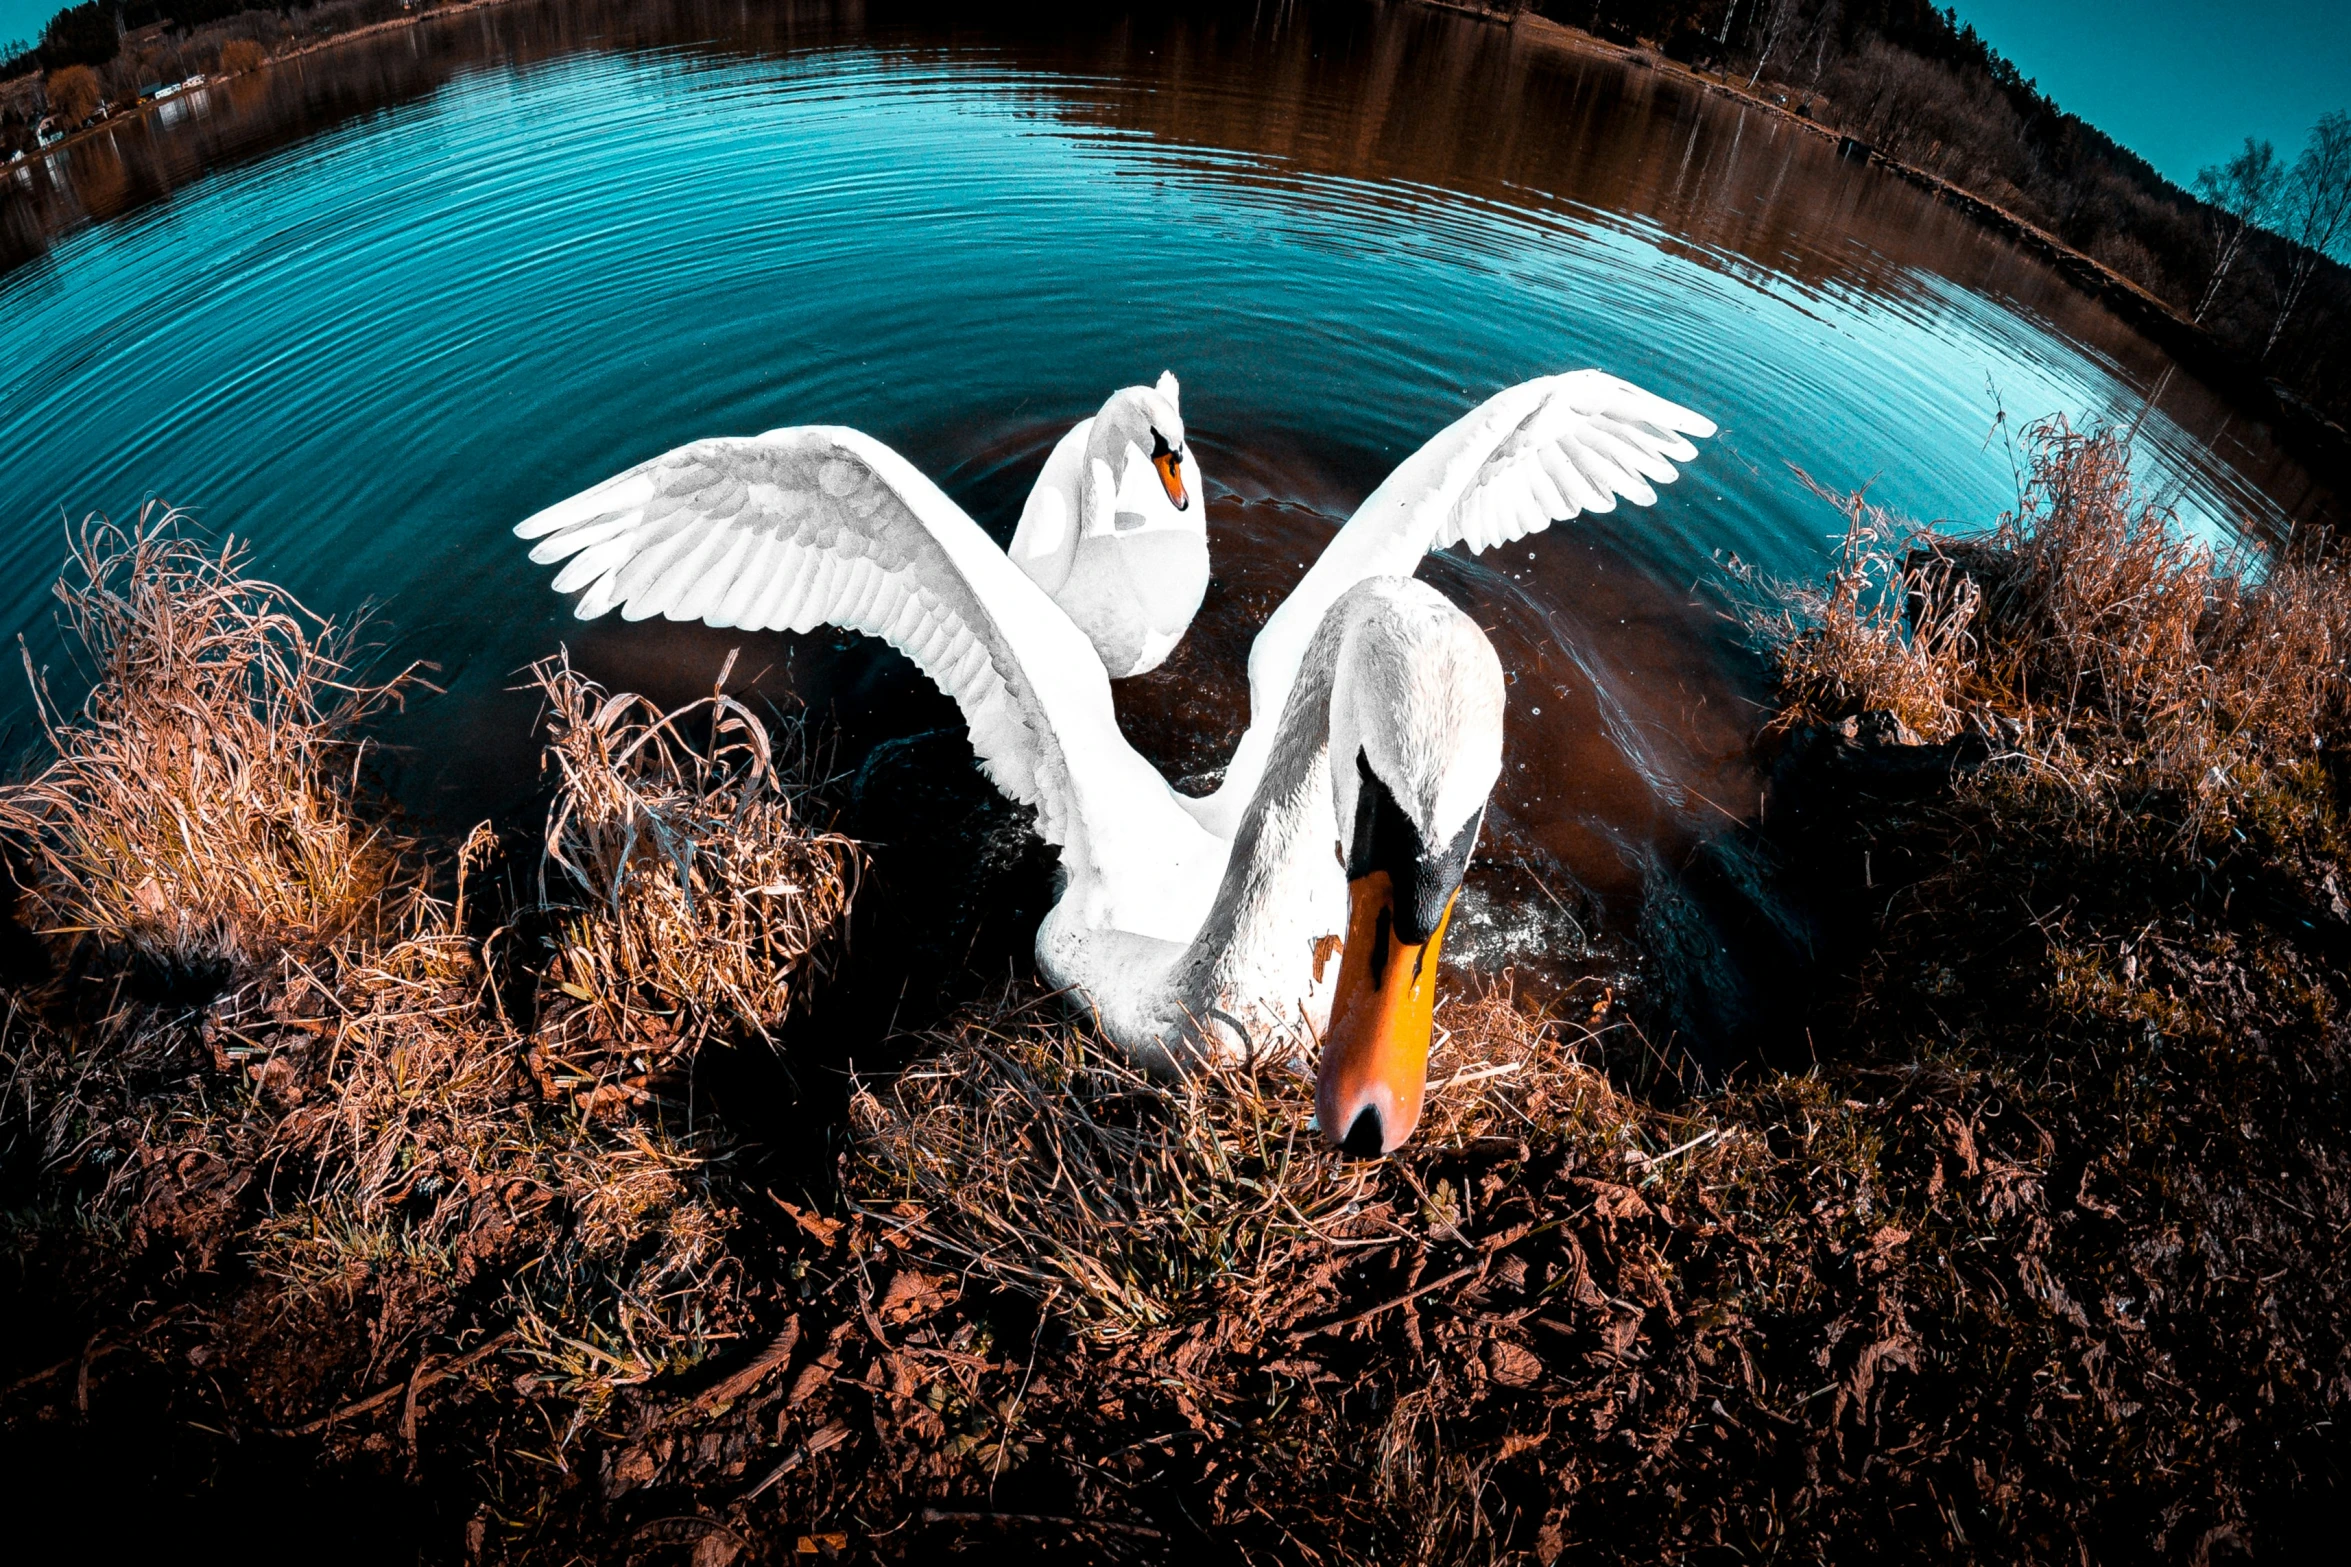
[1805,0,1843,90]
[1747,0,1803,89]
[45,63,100,127]
[2264,111,2351,357]
[2192,137,2283,322]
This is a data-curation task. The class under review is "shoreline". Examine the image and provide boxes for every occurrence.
[7,0,2343,507]
[1499,14,2351,500]
[7,0,524,167]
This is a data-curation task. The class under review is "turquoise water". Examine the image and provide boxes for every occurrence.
[0,0,2327,1007]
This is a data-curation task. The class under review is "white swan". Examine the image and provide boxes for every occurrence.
[1008,371,1206,678]
[512,370,1715,1152]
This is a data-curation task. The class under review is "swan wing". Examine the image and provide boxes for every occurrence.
[1189,371,1715,834]
[515,427,1220,935]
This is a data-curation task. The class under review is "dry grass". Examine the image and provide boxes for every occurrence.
[1962,420,2351,811]
[1730,472,1982,743]
[847,995,1371,1341]
[1742,418,2351,841]
[527,651,856,1102]
[0,512,851,1428]
[0,509,428,980]
[846,979,1663,1343]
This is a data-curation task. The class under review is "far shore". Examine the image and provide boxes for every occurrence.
[1500,14,2349,483]
[7,0,522,166]
[8,0,2344,492]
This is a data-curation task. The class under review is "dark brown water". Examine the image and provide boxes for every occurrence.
[1,0,2331,1055]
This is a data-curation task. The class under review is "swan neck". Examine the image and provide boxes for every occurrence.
[1170,618,1350,1048]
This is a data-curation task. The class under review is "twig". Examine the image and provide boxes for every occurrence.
[741,1421,851,1500]
[1286,1260,1486,1343]
[992,1286,1056,1498]
[1625,1127,1722,1168]
[921,1510,1163,1539]
[278,1331,516,1437]
[1,1355,80,1399]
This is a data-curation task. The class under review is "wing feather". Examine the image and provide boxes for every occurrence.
[1184,369,1715,837]
[551,535,634,595]
[1536,444,1604,513]
[710,532,779,627]
[667,527,751,622]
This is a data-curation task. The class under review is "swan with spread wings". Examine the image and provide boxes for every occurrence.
[514,371,1715,1153]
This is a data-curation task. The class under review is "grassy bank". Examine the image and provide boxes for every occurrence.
[1,429,2347,1561]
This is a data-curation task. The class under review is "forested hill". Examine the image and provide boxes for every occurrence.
[1554,0,2351,462]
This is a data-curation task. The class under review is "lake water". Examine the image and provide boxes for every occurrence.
[0,0,2333,1052]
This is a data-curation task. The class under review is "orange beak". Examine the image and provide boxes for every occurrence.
[1151,448,1189,511]
[1316,870,1456,1156]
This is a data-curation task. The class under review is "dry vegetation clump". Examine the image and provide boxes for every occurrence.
[1960,420,2351,809]
[1730,472,1983,743]
[0,514,848,1456]
[0,512,428,984]
[1748,417,2351,835]
[528,650,856,1099]
[847,998,1373,1340]
[845,979,1626,1343]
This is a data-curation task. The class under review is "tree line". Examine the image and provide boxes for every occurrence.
[3,0,2349,447]
[0,0,414,154]
[1555,0,2351,449]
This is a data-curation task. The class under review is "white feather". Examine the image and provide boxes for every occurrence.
[1187,369,1716,837]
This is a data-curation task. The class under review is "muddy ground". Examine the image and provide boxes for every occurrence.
[3,439,2348,1562]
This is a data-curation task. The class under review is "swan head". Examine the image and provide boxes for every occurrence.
[1315,578,1506,1157]
[1060,371,1209,677]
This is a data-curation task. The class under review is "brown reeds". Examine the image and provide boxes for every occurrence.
[528,650,856,1077]
[0,509,428,978]
[1730,472,1981,742]
[1960,420,2351,815]
[0,511,852,1435]
[847,996,1371,1340]
[1744,417,2351,842]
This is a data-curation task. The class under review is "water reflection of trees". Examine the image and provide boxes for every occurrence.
[0,0,2056,300]
[971,5,2330,532]
[0,0,2325,529]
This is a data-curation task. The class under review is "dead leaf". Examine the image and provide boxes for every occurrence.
[773,1196,844,1248]
[876,1269,950,1325]
[1489,1340,1545,1388]
[1498,1429,1546,1459]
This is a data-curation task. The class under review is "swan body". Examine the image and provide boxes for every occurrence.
[513,369,1716,1150]
[1037,577,1502,1073]
[1009,372,1206,678]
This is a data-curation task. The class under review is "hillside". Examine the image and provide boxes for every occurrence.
[1549,0,2351,468]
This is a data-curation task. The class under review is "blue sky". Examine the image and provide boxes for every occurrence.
[0,0,46,55]
[2,0,2344,192]
[1951,1,2351,190]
